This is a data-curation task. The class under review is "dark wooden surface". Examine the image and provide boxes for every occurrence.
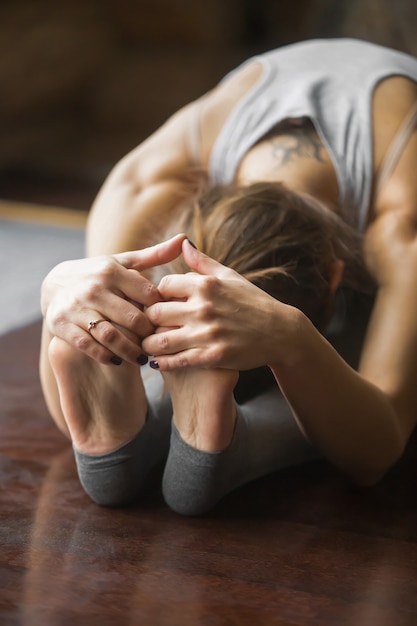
[1,321,417,626]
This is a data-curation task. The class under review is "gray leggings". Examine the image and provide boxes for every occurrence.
[73,368,317,516]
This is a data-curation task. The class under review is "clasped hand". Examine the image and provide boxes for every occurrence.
[42,234,186,365]
[143,239,289,371]
[43,234,290,370]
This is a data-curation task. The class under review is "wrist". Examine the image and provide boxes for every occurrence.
[266,302,310,371]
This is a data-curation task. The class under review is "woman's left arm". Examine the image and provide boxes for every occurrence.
[358,141,417,453]
[143,238,414,487]
[269,159,417,485]
[266,140,417,485]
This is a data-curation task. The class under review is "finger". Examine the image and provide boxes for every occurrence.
[79,278,156,336]
[117,268,162,307]
[142,326,188,357]
[145,299,188,328]
[93,286,156,337]
[115,233,186,273]
[148,349,207,372]
[100,294,155,338]
[149,273,198,305]
[142,323,220,365]
[56,321,123,366]
[85,317,149,365]
[181,239,238,280]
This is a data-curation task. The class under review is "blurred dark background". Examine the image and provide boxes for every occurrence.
[2,0,417,211]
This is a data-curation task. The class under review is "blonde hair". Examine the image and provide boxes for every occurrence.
[156,182,374,329]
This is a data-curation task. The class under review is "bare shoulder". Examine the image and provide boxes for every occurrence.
[98,58,263,191]
[365,79,417,282]
[112,102,206,188]
[198,59,264,166]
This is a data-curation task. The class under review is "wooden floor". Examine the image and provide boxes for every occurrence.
[0,321,417,625]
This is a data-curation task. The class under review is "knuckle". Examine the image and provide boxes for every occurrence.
[99,324,118,343]
[125,308,142,327]
[198,300,216,321]
[176,354,189,369]
[200,275,220,296]
[50,311,66,329]
[158,274,172,291]
[164,354,188,370]
[157,333,170,352]
[147,302,161,325]
[205,323,221,342]
[88,281,103,299]
[75,334,92,353]
[80,279,103,301]
[97,257,117,280]
[206,343,225,366]
[141,280,159,304]
[143,280,159,301]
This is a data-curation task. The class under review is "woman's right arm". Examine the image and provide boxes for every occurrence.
[39,98,205,432]
[39,57,265,432]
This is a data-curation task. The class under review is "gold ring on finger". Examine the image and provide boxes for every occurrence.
[87,318,108,333]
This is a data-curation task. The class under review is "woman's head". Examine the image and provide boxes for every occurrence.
[158,182,374,329]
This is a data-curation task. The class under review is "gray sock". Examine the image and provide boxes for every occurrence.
[162,387,318,516]
[162,415,246,516]
[74,410,169,507]
[73,368,172,506]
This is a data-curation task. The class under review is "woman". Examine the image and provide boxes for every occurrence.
[40,38,417,514]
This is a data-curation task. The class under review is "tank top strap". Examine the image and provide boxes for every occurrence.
[375,99,417,196]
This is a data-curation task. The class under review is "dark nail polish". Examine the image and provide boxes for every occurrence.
[149,360,160,370]
[110,356,123,366]
[187,239,197,249]
[137,354,148,366]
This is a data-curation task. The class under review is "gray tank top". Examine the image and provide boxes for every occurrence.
[208,39,417,231]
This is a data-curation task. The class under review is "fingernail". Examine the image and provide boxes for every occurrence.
[186,239,197,249]
[149,360,160,370]
[110,356,123,365]
[137,354,148,366]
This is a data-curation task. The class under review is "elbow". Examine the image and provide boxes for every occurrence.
[348,434,406,488]
[347,399,410,487]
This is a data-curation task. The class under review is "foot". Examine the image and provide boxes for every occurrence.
[49,337,148,455]
[161,367,239,452]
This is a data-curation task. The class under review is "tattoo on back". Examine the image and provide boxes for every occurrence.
[269,129,326,165]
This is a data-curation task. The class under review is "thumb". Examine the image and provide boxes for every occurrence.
[115,233,186,271]
[182,239,236,279]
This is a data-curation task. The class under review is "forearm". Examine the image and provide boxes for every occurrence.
[359,281,417,436]
[142,242,405,481]
[269,311,404,485]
